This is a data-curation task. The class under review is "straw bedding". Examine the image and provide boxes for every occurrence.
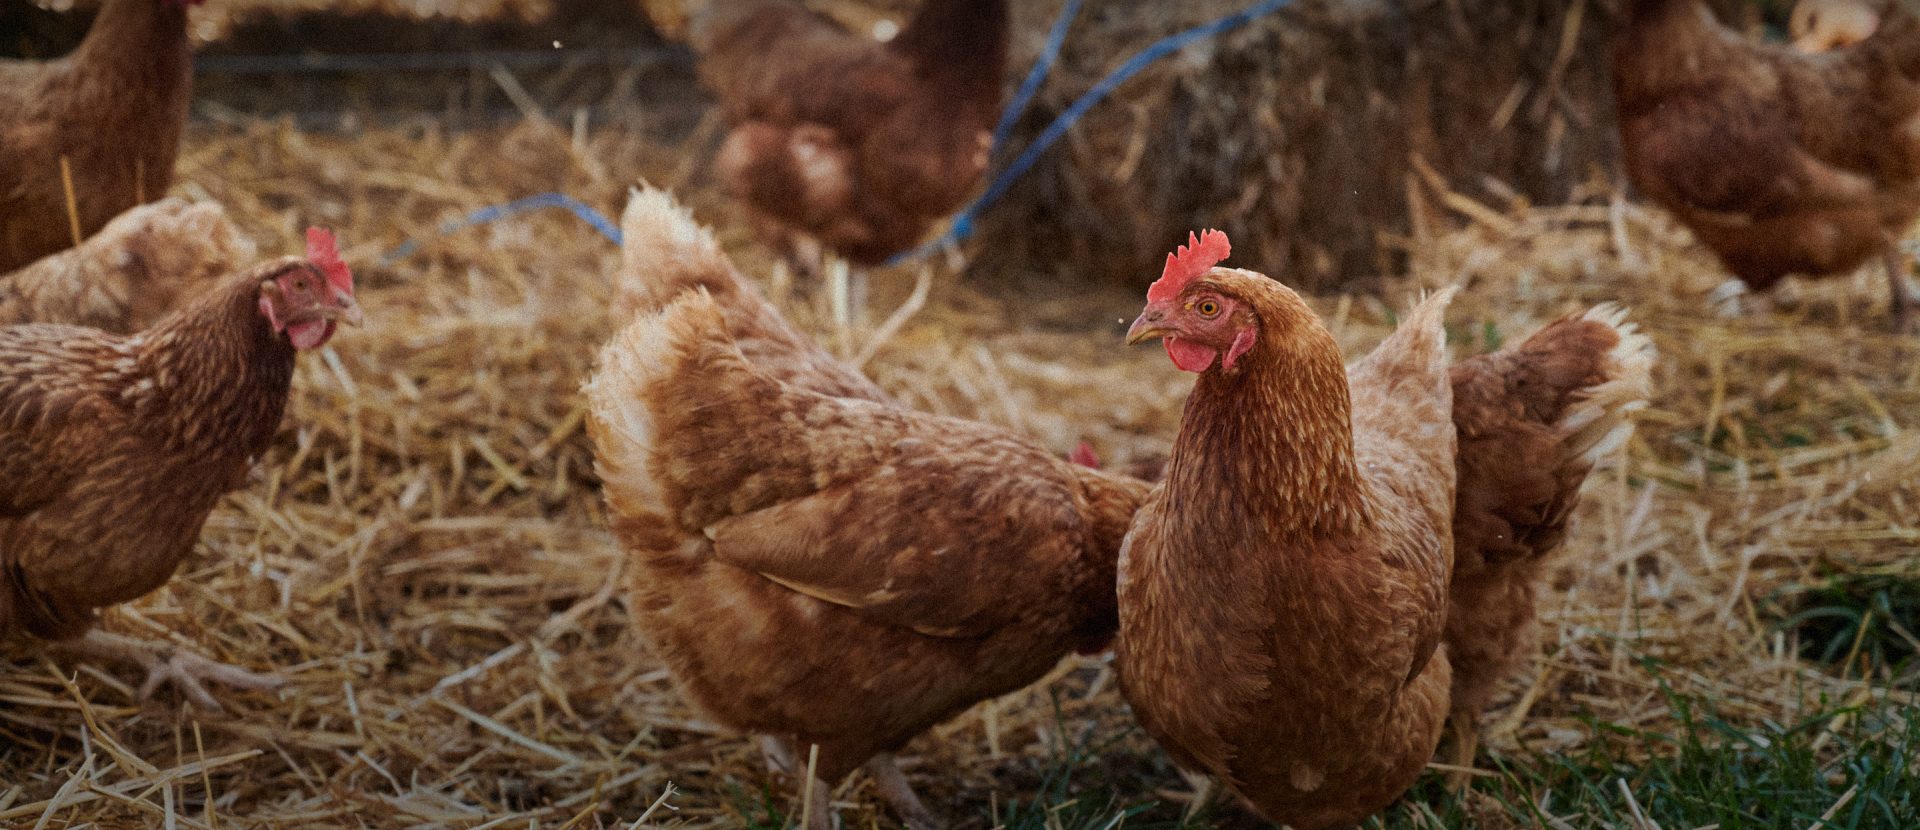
[2,0,1916,827]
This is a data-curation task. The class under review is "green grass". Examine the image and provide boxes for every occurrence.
[1776,571,1920,686]
[716,646,1915,829]
[1379,667,1918,830]
[983,657,1916,830]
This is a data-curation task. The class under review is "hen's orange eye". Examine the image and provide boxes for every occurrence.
[1197,300,1221,317]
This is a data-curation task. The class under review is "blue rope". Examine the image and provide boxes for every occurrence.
[381,192,621,265]
[891,0,1292,266]
[989,0,1084,155]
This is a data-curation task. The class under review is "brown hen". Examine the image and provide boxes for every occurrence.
[1116,232,1650,827]
[586,194,1148,830]
[0,198,255,332]
[1118,239,1458,830]
[2,229,362,708]
[672,0,1007,265]
[1613,0,1920,331]
[0,0,207,273]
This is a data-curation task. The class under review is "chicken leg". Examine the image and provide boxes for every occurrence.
[864,754,939,830]
[58,630,284,710]
[1883,246,1919,334]
[1443,717,1481,791]
[798,767,835,830]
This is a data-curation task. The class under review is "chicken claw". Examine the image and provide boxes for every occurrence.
[61,630,285,710]
[758,735,799,777]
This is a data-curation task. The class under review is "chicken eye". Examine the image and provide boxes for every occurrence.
[1196,299,1221,317]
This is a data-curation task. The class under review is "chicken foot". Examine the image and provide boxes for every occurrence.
[759,734,799,777]
[800,773,836,830]
[758,737,840,830]
[58,630,285,710]
[864,753,940,830]
[1707,278,1780,321]
[1883,246,1920,334]
[1175,767,1218,823]
[760,743,934,830]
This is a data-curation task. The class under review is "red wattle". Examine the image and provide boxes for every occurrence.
[287,320,336,351]
[1165,337,1218,373]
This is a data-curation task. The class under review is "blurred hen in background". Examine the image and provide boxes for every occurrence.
[1614,0,1920,331]
[0,0,207,273]
[647,0,1009,274]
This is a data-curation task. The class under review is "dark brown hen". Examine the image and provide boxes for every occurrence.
[685,0,1008,265]
[0,0,207,272]
[2,229,361,707]
[1443,305,1653,774]
[1613,0,1920,330]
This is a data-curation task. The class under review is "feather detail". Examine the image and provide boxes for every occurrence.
[1147,230,1231,303]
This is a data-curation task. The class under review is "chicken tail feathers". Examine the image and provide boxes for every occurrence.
[584,287,735,533]
[614,184,743,322]
[1554,304,1655,480]
[1347,286,1460,448]
[1448,304,1654,571]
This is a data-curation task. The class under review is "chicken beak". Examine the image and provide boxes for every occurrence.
[1126,308,1174,345]
[328,292,366,328]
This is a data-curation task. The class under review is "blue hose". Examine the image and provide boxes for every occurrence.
[381,192,621,265]
[990,0,1085,155]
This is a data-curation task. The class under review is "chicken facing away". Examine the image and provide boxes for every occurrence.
[678,0,1009,265]
[1,198,256,332]
[0,0,206,274]
[2,229,362,708]
[585,189,1150,830]
[1613,0,1920,331]
[1116,232,1650,828]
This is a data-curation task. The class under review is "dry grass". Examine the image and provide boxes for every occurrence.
[4,1,1919,828]
[0,111,1914,828]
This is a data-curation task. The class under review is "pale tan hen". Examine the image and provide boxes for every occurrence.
[586,190,1149,830]
[0,198,255,332]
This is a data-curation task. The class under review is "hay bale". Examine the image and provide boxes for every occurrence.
[974,0,1789,292]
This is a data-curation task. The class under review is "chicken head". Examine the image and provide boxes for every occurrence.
[1125,230,1259,373]
[257,228,363,350]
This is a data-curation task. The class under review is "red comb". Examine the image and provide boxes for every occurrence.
[1070,441,1101,469]
[1146,230,1230,303]
[305,227,354,295]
